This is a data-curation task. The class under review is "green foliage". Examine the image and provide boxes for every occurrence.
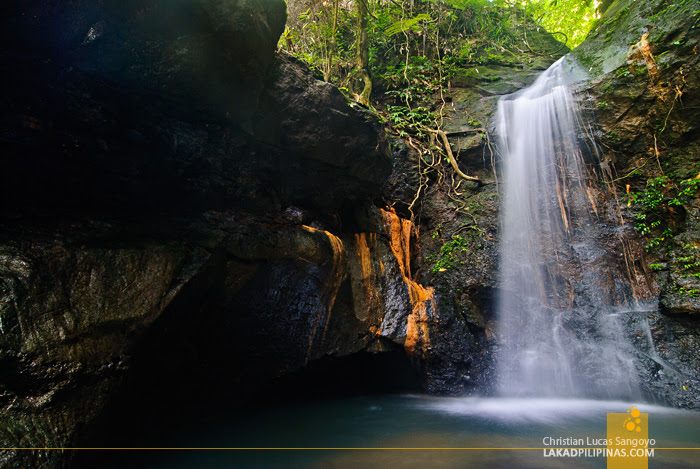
[444,0,488,8]
[384,13,431,37]
[279,2,357,83]
[437,4,522,63]
[676,244,700,294]
[624,176,698,246]
[386,105,436,137]
[382,56,443,105]
[281,0,605,143]
[626,176,700,298]
[512,0,601,47]
[676,286,700,298]
[673,179,700,205]
[428,235,470,273]
[674,244,700,297]
[281,0,560,103]
[627,177,666,212]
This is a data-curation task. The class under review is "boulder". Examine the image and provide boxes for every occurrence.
[1,0,391,217]
[0,0,395,466]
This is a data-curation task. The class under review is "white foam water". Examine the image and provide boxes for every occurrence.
[419,397,687,424]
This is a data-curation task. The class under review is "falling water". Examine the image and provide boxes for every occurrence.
[495,57,640,399]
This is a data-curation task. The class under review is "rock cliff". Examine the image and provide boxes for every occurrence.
[577,0,700,407]
[0,0,422,466]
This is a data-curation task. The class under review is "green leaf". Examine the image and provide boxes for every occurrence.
[384,14,431,37]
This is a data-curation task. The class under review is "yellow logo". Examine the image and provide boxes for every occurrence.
[607,406,650,469]
[624,406,643,433]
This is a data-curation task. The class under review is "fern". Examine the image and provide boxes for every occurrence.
[384,13,431,37]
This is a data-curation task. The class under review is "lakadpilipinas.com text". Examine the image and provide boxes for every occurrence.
[542,437,655,458]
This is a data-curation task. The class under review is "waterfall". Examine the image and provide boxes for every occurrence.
[495,57,640,399]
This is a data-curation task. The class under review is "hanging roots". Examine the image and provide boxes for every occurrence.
[429,128,482,184]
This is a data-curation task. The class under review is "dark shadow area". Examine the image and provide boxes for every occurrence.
[250,348,422,407]
[71,338,418,467]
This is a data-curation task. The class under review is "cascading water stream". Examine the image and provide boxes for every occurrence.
[495,57,641,399]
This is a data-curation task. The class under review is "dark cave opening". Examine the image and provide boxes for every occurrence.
[71,336,419,467]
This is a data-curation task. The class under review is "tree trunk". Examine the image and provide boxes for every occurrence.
[356,0,372,105]
[324,0,339,82]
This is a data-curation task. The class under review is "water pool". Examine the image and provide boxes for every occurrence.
[84,396,699,468]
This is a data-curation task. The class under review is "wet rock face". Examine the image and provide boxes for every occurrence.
[253,53,392,209]
[576,0,700,407]
[626,310,700,408]
[0,208,439,458]
[1,214,430,464]
[0,229,204,467]
[0,242,192,364]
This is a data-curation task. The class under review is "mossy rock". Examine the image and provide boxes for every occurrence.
[573,0,700,76]
[451,67,502,87]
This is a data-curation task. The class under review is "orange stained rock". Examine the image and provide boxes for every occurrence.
[404,313,420,355]
[403,297,432,355]
[354,233,380,322]
[585,186,599,217]
[381,208,434,356]
[301,225,346,361]
[355,233,375,286]
[382,207,413,278]
[627,32,659,83]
